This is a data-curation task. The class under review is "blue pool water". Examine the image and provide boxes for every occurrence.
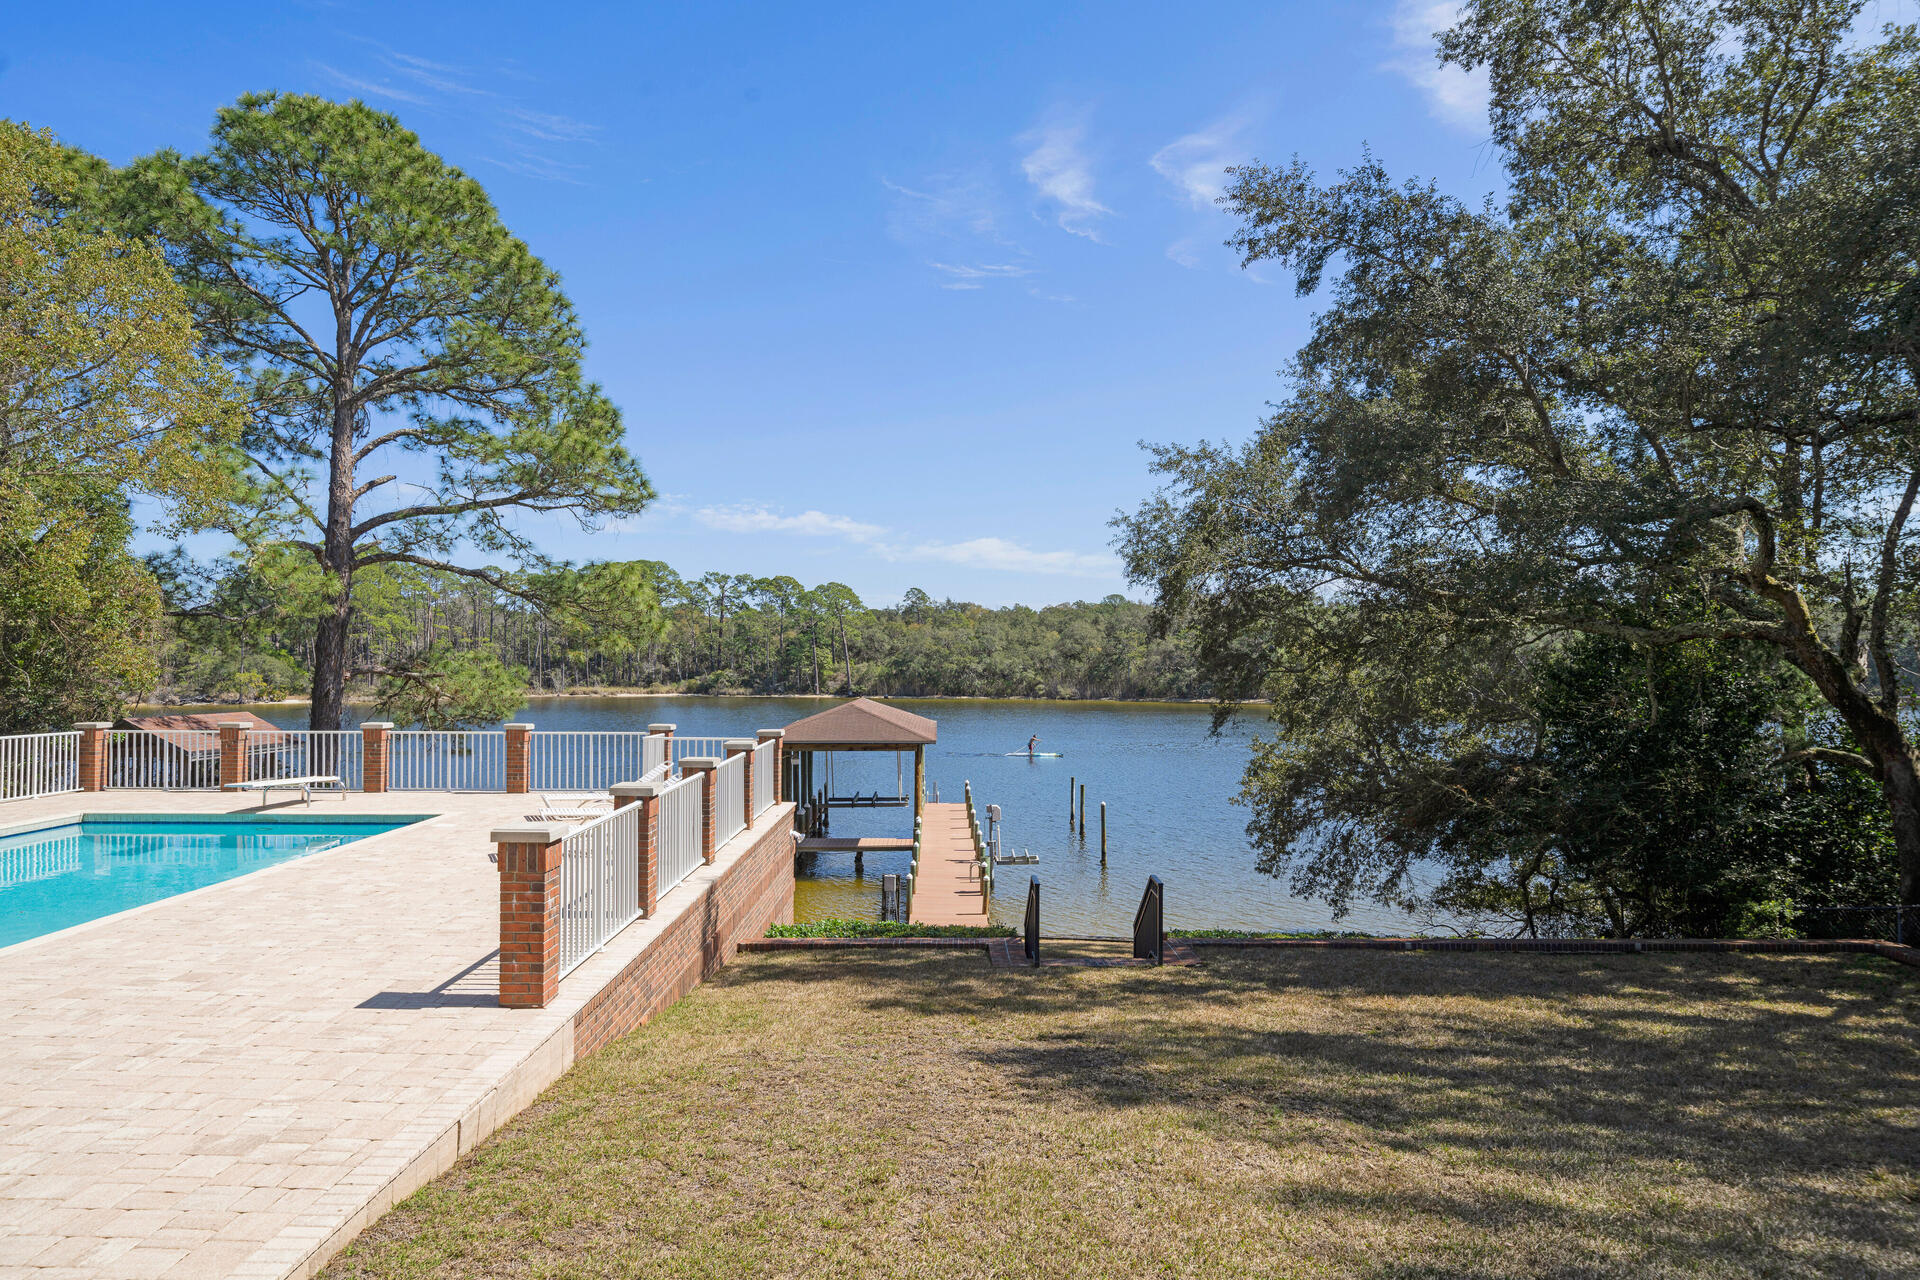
[0,816,422,948]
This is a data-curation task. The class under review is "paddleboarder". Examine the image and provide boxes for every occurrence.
[1027,734,1039,756]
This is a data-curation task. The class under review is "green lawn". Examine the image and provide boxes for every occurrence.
[326,948,1920,1279]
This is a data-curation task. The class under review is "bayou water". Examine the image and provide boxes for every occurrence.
[185,695,1431,936]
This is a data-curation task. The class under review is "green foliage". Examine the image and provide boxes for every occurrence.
[108,92,652,727]
[0,121,244,730]
[0,120,243,524]
[0,494,162,732]
[763,920,1015,938]
[1123,0,1920,915]
[1419,639,1893,937]
[371,643,527,730]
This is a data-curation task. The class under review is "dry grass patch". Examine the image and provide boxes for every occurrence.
[326,950,1920,1279]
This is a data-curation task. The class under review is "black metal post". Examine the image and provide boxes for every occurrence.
[1023,875,1040,967]
[1132,875,1164,965]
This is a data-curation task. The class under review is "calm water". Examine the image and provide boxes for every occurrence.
[0,815,420,948]
[177,695,1430,936]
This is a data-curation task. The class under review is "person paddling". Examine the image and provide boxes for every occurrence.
[1027,735,1039,756]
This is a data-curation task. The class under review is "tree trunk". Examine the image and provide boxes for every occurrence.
[1879,752,1920,939]
[309,392,358,730]
[311,610,351,728]
[838,615,852,694]
[1777,620,1920,935]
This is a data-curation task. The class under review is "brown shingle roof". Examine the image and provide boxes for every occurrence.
[780,698,937,746]
[116,711,287,741]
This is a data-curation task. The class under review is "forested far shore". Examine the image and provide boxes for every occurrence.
[155,559,1206,715]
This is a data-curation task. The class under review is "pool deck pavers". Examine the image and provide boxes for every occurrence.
[0,788,772,1279]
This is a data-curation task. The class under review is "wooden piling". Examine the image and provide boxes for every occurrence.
[1068,776,1076,823]
[1100,802,1107,863]
[1078,784,1086,838]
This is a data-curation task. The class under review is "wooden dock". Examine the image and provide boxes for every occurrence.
[795,836,916,853]
[909,802,989,926]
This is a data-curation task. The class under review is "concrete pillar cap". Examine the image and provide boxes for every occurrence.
[610,780,668,798]
[503,723,534,731]
[490,825,565,845]
[361,721,395,730]
[647,723,677,733]
[74,721,112,730]
[723,738,757,751]
[678,756,721,770]
[756,728,785,739]
[218,721,253,729]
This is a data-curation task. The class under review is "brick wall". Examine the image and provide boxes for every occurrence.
[571,807,797,1057]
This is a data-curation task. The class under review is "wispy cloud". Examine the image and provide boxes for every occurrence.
[312,62,430,107]
[883,173,1051,292]
[696,506,888,542]
[503,107,599,143]
[899,537,1117,577]
[1164,237,1203,269]
[693,505,1117,579]
[1385,1,1489,131]
[1150,114,1251,210]
[929,261,1032,291]
[315,42,600,185]
[883,174,1003,244]
[1018,112,1112,241]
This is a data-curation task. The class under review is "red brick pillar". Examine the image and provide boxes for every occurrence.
[679,757,719,863]
[493,825,565,1008]
[218,721,251,789]
[76,722,111,792]
[361,722,392,793]
[756,729,784,804]
[611,780,663,914]
[504,723,533,794]
[726,739,755,829]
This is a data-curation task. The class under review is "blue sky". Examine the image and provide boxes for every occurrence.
[5,1,1509,606]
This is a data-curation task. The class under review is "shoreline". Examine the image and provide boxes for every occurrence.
[139,690,1257,712]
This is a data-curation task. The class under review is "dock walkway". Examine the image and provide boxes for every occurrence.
[795,836,915,854]
[908,802,989,926]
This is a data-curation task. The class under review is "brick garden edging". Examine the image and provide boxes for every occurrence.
[1179,936,1920,968]
[736,934,1920,971]
[739,937,993,951]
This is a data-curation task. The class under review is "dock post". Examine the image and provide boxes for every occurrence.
[1100,802,1107,864]
[1078,784,1086,838]
[1069,776,1075,823]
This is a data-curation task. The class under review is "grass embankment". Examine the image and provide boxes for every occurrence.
[766,920,1015,939]
[328,950,1920,1279]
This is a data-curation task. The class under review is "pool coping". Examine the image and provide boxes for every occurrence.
[0,809,457,961]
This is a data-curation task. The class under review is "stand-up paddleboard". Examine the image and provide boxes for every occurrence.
[1004,751,1065,757]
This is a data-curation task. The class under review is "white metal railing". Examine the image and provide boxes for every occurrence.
[714,752,746,846]
[556,802,642,977]
[751,739,775,815]
[387,731,506,790]
[108,729,221,790]
[642,732,668,777]
[246,730,363,789]
[529,731,653,792]
[657,771,704,896]
[670,736,730,767]
[0,731,80,801]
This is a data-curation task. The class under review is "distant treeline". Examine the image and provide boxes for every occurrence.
[157,559,1206,705]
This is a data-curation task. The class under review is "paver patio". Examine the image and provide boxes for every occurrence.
[0,789,787,1278]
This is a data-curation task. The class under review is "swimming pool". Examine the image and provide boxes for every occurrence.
[0,814,426,948]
